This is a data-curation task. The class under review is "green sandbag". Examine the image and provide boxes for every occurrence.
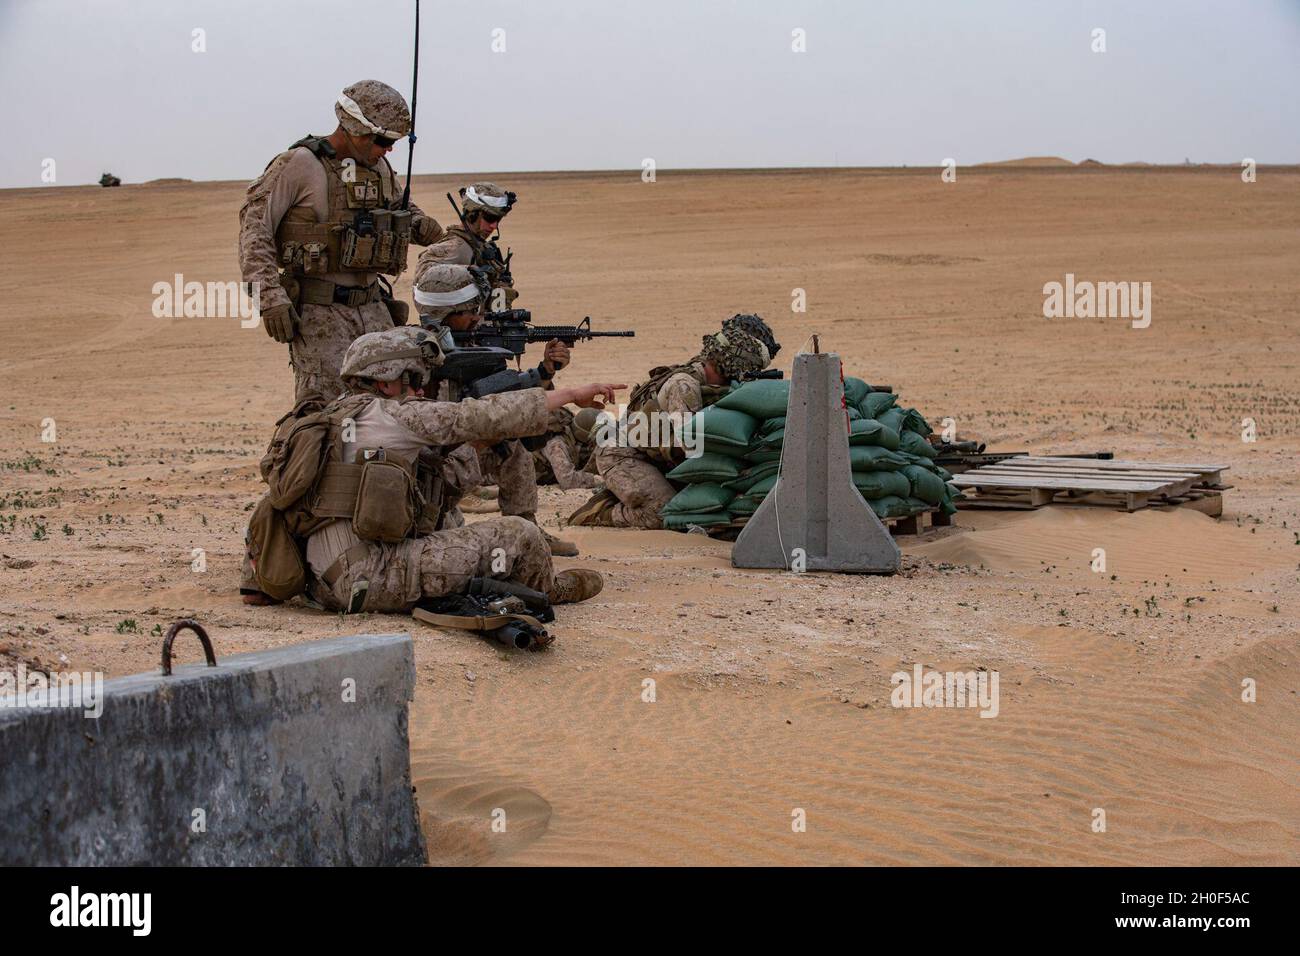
[935,465,953,481]
[902,464,946,505]
[904,496,931,514]
[901,408,932,437]
[714,380,790,421]
[846,405,863,420]
[843,377,872,408]
[876,406,906,433]
[897,451,942,473]
[848,418,901,450]
[898,430,937,459]
[728,497,759,517]
[859,392,897,418]
[848,445,910,471]
[752,428,784,449]
[868,495,916,519]
[662,482,735,515]
[663,510,733,530]
[753,417,785,441]
[746,447,782,464]
[667,452,743,484]
[852,470,912,499]
[722,460,781,492]
[682,406,759,455]
[744,475,779,499]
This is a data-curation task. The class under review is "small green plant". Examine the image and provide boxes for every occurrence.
[32,522,47,540]
[115,618,139,634]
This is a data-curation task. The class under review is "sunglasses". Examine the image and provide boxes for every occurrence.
[479,211,502,225]
[372,134,397,148]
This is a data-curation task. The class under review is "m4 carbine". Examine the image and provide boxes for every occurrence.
[451,311,635,359]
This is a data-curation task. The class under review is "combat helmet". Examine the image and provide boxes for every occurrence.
[413,263,490,325]
[571,407,604,444]
[335,80,411,140]
[723,313,780,360]
[339,326,442,388]
[459,182,517,219]
[697,326,770,381]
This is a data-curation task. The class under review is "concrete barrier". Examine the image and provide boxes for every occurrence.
[0,632,426,866]
[733,349,901,572]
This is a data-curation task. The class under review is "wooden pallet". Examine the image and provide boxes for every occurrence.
[950,457,1229,512]
[721,505,944,538]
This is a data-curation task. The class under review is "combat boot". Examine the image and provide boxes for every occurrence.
[567,488,619,527]
[460,488,499,514]
[548,569,604,604]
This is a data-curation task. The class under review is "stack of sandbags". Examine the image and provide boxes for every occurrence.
[660,377,961,531]
[658,406,758,530]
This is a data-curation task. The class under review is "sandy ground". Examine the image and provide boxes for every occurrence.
[0,164,1297,865]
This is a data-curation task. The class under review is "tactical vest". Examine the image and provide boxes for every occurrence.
[446,226,517,304]
[263,393,447,542]
[274,136,412,280]
[625,363,729,468]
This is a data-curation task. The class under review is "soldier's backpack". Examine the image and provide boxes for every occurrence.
[246,396,332,600]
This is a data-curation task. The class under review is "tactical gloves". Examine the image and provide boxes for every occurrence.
[412,215,444,245]
[261,303,299,343]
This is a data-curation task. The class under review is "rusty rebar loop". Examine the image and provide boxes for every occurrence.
[161,619,218,676]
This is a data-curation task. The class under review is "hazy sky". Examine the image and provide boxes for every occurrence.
[2,0,1297,187]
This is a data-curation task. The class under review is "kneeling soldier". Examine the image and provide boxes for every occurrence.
[243,326,620,613]
[569,315,777,530]
[413,263,579,555]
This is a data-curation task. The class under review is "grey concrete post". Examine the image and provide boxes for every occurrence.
[731,350,900,573]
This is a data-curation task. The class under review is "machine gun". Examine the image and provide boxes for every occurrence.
[451,311,635,358]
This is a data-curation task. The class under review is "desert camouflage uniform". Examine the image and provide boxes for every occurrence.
[305,389,556,612]
[412,240,543,529]
[588,365,709,529]
[573,324,773,530]
[239,82,443,402]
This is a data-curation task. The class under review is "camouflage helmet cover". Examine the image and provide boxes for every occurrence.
[339,326,442,385]
[697,327,770,381]
[724,313,780,360]
[412,263,489,324]
[459,182,516,217]
[335,80,411,139]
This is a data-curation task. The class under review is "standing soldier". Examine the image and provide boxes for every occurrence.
[568,316,778,530]
[417,182,518,309]
[239,80,445,402]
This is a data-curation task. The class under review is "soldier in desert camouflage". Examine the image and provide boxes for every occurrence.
[416,181,519,309]
[569,315,778,530]
[239,80,444,402]
[413,262,581,556]
[243,326,621,611]
[533,407,603,491]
